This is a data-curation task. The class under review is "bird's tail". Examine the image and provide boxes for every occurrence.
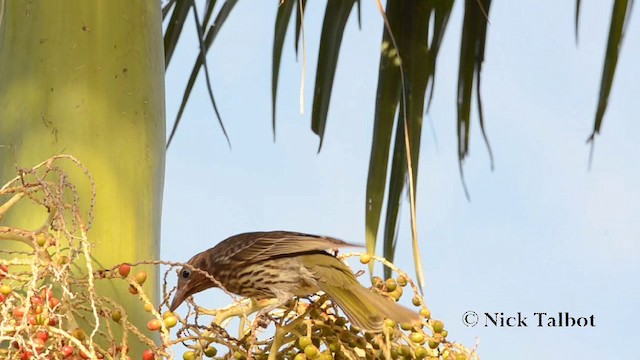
[307,255,421,332]
[320,280,421,332]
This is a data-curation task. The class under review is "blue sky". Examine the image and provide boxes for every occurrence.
[161,1,639,358]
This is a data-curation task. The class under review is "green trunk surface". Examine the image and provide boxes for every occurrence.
[0,0,165,356]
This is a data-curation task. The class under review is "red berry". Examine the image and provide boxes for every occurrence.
[118,264,131,277]
[0,264,8,279]
[35,331,49,342]
[32,337,45,353]
[40,288,54,300]
[13,306,25,318]
[61,345,74,357]
[31,296,44,306]
[0,293,5,303]
[20,351,33,360]
[142,349,155,360]
[146,319,162,331]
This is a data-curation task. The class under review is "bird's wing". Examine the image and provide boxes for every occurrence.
[223,231,361,263]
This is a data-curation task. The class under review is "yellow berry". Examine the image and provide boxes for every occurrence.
[164,315,178,328]
[36,233,47,247]
[359,253,372,264]
[144,303,154,312]
[298,336,312,349]
[400,322,413,331]
[134,271,147,285]
[432,320,444,333]
[0,285,12,295]
[304,345,319,358]
[420,307,431,319]
[410,332,425,344]
[183,351,197,360]
[163,311,174,319]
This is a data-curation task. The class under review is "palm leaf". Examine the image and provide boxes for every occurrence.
[588,0,634,144]
[311,0,357,150]
[272,0,296,139]
[457,0,492,198]
[166,0,237,147]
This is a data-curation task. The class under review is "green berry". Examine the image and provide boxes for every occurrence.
[204,346,217,357]
[432,320,444,333]
[385,278,397,292]
[428,339,439,349]
[415,347,428,359]
[397,345,411,356]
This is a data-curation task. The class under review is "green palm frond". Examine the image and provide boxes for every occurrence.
[162,0,635,288]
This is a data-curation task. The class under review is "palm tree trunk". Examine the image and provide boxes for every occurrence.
[0,0,165,356]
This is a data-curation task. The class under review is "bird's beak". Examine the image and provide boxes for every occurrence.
[169,286,187,312]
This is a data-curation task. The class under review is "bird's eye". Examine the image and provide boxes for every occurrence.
[180,269,191,279]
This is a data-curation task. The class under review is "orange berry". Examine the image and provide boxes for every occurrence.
[49,297,61,309]
[118,264,131,277]
[147,319,162,331]
[128,285,139,295]
[40,288,54,300]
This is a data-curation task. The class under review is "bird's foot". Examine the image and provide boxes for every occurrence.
[255,313,271,328]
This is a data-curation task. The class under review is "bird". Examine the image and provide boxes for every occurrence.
[169,231,421,332]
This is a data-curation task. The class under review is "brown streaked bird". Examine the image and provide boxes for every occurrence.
[169,231,420,332]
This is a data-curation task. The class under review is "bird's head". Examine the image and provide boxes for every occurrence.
[169,252,217,311]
